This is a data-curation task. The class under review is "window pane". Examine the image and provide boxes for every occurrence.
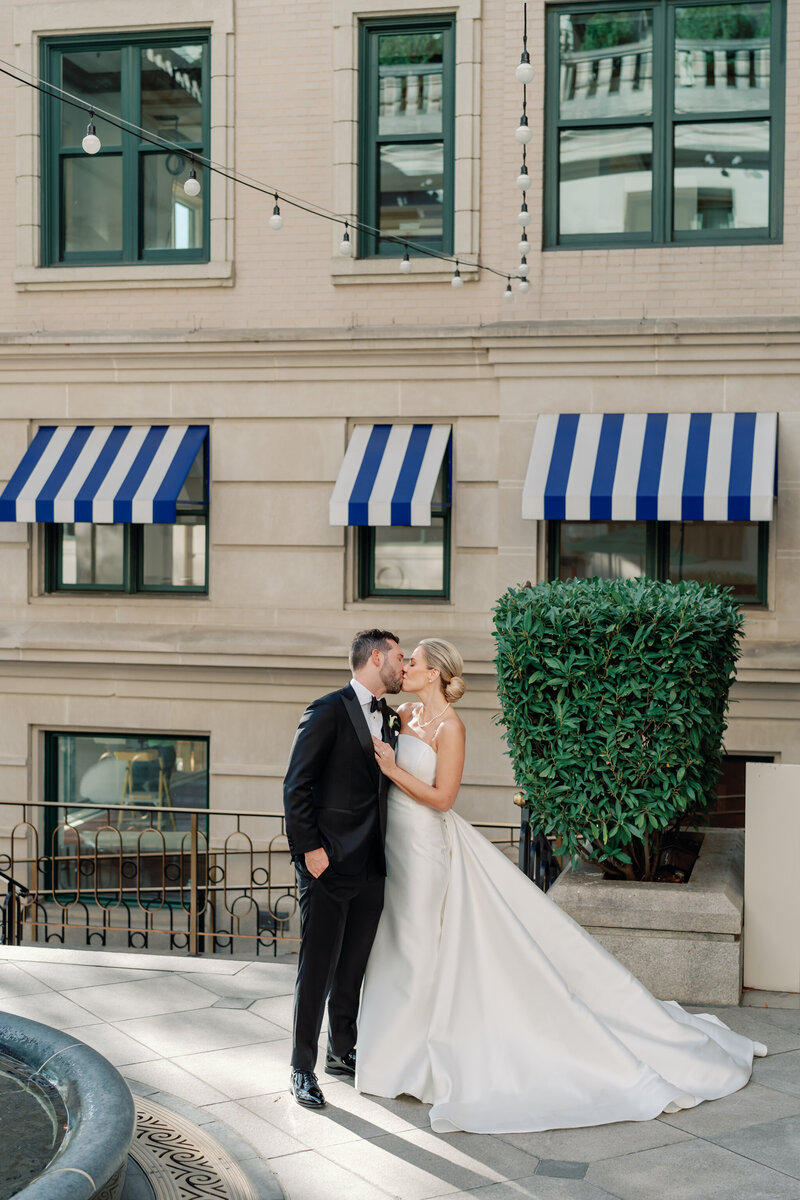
[141,44,204,142]
[673,120,769,230]
[560,126,652,235]
[177,445,207,505]
[60,49,121,147]
[559,10,653,120]
[557,521,647,580]
[61,523,124,586]
[63,155,123,253]
[379,142,443,242]
[142,155,204,251]
[675,3,771,114]
[373,520,445,592]
[668,521,760,597]
[48,732,209,895]
[378,32,443,136]
[142,516,206,588]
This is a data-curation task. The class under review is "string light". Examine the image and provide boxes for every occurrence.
[451,262,463,288]
[518,256,530,277]
[503,278,514,302]
[511,4,533,296]
[184,164,201,197]
[269,194,283,230]
[518,233,530,255]
[518,279,530,294]
[0,56,525,288]
[516,2,535,85]
[516,163,532,191]
[339,221,352,256]
[518,201,531,227]
[515,113,532,144]
[82,109,101,155]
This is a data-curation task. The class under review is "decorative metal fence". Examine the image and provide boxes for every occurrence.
[0,797,533,955]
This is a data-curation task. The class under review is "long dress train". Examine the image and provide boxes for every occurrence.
[356,734,766,1135]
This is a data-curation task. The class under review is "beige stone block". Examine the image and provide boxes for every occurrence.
[500,376,593,417]
[744,763,800,991]
[0,421,32,482]
[212,419,345,482]
[774,553,800,616]
[499,418,536,483]
[211,547,342,611]
[498,482,534,553]
[453,550,501,614]
[496,550,540,593]
[777,413,800,486]
[173,380,401,420]
[591,374,725,412]
[455,417,498,480]
[774,486,800,552]
[399,378,496,418]
[65,383,172,420]
[725,376,800,411]
[0,548,29,606]
[213,482,340,547]
[454,483,498,549]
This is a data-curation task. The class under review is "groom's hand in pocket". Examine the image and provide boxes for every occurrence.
[304,847,330,878]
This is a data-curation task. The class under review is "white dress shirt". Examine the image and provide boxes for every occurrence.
[350,677,384,739]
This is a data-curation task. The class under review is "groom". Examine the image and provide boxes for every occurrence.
[283,628,403,1109]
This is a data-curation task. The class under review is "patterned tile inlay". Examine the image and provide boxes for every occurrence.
[130,1098,262,1200]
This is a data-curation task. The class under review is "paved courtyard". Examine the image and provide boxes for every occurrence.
[2,945,800,1200]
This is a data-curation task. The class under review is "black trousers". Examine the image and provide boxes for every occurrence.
[291,860,385,1072]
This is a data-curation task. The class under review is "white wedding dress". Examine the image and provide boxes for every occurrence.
[356,734,766,1135]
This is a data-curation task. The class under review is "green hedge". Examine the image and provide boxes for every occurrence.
[493,578,744,881]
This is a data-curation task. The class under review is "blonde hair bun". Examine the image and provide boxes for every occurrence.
[419,638,466,704]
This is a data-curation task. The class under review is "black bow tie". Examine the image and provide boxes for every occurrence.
[370,695,388,715]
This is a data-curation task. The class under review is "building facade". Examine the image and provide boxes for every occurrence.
[0,0,798,932]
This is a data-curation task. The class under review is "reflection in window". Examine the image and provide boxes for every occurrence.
[556,521,647,580]
[674,3,771,113]
[560,127,652,234]
[379,143,444,242]
[45,731,209,898]
[668,521,759,595]
[372,520,446,593]
[142,156,204,251]
[673,121,770,229]
[63,157,124,253]
[142,516,207,589]
[559,10,653,120]
[61,523,125,587]
[378,32,443,136]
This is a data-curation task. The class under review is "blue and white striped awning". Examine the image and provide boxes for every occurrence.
[330,424,451,526]
[522,413,777,522]
[0,425,208,524]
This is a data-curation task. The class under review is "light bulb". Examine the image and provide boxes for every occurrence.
[518,257,530,277]
[515,52,535,86]
[339,226,352,256]
[518,279,530,294]
[518,205,531,228]
[503,281,514,302]
[517,165,532,191]
[400,249,411,273]
[184,167,201,197]
[269,197,283,230]
[518,235,530,255]
[451,265,463,288]
[82,120,101,155]
[515,115,533,144]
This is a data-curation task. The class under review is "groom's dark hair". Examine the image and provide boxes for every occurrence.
[350,628,400,672]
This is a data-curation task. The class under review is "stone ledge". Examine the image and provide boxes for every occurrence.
[549,828,744,935]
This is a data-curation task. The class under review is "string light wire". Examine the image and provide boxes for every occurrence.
[0,56,524,284]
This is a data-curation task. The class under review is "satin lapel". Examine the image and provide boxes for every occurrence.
[341,685,378,777]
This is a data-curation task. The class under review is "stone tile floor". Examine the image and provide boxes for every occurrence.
[2,945,800,1200]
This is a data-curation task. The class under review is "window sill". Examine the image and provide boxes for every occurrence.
[330,257,478,286]
[14,262,233,291]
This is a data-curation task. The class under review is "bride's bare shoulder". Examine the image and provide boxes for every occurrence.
[436,710,465,743]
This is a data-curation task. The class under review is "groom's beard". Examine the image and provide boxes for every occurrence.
[381,665,403,694]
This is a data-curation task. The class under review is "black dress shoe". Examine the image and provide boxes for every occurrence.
[325,1049,356,1077]
[291,1070,326,1109]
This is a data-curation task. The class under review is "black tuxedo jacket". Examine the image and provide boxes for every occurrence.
[283,684,394,876]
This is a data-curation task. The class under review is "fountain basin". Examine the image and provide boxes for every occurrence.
[0,1015,134,1200]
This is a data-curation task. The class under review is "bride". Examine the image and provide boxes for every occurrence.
[356,637,766,1135]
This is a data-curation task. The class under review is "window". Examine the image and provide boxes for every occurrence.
[548,519,767,603]
[358,453,451,598]
[41,31,210,266]
[358,16,455,258]
[545,1,784,246]
[44,441,208,594]
[44,731,209,899]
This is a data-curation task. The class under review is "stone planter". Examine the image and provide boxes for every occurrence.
[549,828,744,1006]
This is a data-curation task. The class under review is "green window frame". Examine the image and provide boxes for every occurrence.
[44,517,209,595]
[544,0,785,248]
[357,447,452,599]
[358,15,456,258]
[41,30,210,266]
[43,730,210,904]
[547,518,768,604]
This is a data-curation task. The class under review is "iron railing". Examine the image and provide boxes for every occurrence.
[0,797,527,955]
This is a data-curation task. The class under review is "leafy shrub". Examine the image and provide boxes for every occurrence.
[493,578,744,881]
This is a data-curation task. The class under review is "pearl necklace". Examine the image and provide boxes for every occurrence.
[416,702,450,729]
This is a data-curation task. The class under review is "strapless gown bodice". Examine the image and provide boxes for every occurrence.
[356,734,765,1134]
